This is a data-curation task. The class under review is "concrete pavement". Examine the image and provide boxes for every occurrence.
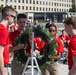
[59,63,69,75]
[7,62,69,75]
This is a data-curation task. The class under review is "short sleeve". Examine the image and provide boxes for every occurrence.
[0,29,8,45]
[70,41,76,56]
[56,38,64,53]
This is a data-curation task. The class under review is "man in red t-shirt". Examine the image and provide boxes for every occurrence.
[59,29,71,47]
[0,6,16,75]
[64,17,76,75]
[9,13,27,75]
[9,14,45,75]
[59,29,71,64]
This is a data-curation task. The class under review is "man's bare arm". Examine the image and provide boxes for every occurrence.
[9,43,24,52]
[68,56,76,75]
[0,45,6,75]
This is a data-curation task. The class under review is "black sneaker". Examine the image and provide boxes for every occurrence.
[63,59,67,64]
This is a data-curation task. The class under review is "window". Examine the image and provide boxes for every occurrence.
[29,7,32,10]
[43,1,45,5]
[29,17,32,19]
[57,3,58,6]
[33,7,35,10]
[64,9,65,12]
[40,1,42,4]
[36,7,38,10]
[62,4,63,7]
[52,8,53,11]
[60,3,61,6]
[33,0,35,4]
[43,8,44,11]
[22,6,24,10]
[49,8,50,11]
[18,0,20,3]
[36,1,38,4]
[67,9,69,12]
[60,9,61,12]
[65,4,66,7]
[69,4,71,7]
[46,8,47,11]
[10,0,12,2]
[52,3,53,6]
[22,0,24,3]
[40,7,41,11]
[14,5,16,9]
[26,0,28,3]
[18,6,20,9]
[46,2,48,5]
[67,4,68,7]
[30,0,32,4]
[57,9,58,12]
[54,8,56,12]
[26,6,28,10]
[54,3,56,6]
[14,0,16,2]
[49,2,50,5]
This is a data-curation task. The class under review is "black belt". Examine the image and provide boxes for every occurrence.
[4,64,8,67]
[4,64,11,67]
[54,59,58,62]
[69,68,71,70]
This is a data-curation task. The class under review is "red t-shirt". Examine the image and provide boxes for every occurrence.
[68,35,76,69]
[0,24,9,64]
[59,35,70,41]
[25,37,45,54]
[9,30,21,45]
[59,35,71,47]
[34,37,45,51]
[55,37,64,55]
[13,25,18,31]
[9,30,21,56]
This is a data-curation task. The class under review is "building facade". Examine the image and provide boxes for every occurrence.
[72,0,76,6]
[0,0,75,22]
[0,0,72,13]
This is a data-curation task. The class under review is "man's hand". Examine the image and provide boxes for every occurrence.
[16,43,24,50]
[9,43,24,52]
[48,55,55,61]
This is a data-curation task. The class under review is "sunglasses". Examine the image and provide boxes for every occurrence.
[19,21,26,23]
[10,15,16,19]
[49,30,56,32]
